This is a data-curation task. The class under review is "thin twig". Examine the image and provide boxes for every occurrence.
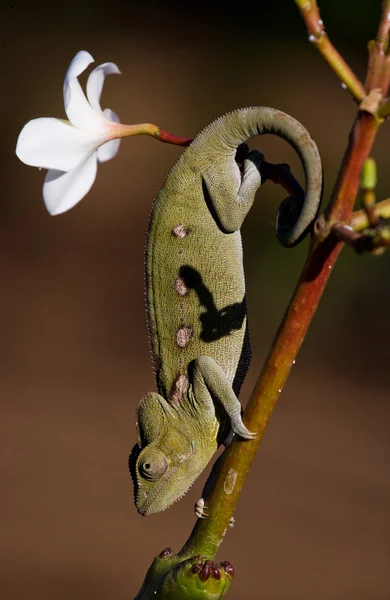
[294,0,366,102]
[351,198,390,229]
[366,0,390,92]
[376,0,390,53]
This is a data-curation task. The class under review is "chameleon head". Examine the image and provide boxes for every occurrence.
[129,392,216,515]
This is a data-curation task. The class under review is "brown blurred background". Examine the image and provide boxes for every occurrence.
[1,1,390,598]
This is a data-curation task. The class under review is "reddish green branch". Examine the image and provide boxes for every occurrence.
[376,0,390,52]
[325,113,380,224]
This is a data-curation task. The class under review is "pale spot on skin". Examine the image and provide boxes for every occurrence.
[169,374,189,404]
[223,468,237,495]
[172,224,189,239]
[174,277,189,296]
[176,326,193,348]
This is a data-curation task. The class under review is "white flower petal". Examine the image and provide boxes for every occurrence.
[16,117,101,170]
[43,152,98,215]
[63,50,94,107]
[103,108,120,123]
[63,51,108,132]
[97,108,121,162]
[97,138,121,163]
[86,62,121,114]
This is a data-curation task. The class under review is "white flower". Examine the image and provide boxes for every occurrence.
[16,50,123,215]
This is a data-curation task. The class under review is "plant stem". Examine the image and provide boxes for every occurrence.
[114,122,192,146]
[378,97,390,117]
[294,0,366,102]
[366,1,390,91]
[376,0,390,53]
[351,198,390,229]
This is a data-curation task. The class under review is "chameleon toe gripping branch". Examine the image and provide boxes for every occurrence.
[129,106,322,516]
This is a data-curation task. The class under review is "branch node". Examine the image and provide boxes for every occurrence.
[313,214,329,239]
[359,88,384,117]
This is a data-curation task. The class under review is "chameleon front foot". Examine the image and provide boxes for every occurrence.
[195,497,208,519]
[195,498,235,527]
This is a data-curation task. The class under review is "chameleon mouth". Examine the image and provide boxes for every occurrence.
[137,473,190,516]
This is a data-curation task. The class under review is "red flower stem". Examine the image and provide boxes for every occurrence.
[114,122,192,146]
[154,128,192,146]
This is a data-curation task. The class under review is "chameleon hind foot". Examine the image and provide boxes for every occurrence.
[230,414,257,440]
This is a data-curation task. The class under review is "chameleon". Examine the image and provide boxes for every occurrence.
[129,107,322,516]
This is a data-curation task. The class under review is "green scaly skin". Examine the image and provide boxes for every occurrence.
[129,107,322,516]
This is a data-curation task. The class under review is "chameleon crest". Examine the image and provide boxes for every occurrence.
[129,107,322,515]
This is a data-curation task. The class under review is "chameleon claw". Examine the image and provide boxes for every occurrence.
[195,497,209,519]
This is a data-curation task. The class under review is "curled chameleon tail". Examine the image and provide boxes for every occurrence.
[186,106,323,247]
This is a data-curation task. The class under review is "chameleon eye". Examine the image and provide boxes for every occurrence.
[139,449,168,481]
